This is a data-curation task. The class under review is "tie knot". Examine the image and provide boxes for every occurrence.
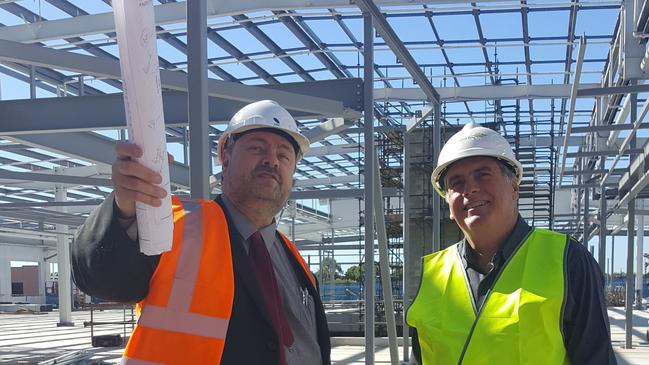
[250,231,264,247]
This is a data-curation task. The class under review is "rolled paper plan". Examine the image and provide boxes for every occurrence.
[113,0,173,255]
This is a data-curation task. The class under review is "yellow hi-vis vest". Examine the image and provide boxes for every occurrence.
[406,229,569,365]
[121,197,315,365]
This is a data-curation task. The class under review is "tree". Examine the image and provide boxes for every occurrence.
[315,257,343,281]
[344,265,362,282]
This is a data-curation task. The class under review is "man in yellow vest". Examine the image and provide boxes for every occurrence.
[406,123,615,364]
[72,100,330,365]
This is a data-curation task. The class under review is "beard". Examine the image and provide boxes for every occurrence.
[225,166,291,214]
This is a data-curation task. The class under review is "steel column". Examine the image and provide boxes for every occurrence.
[432,104,441,252]
[625,199,635,349]
[625,90,638,349]
[55,169,73,327]
[187,0,210,199]
[598,183,607,275]
[402,130,410,362]
[29,65,36,99]
[78,75,84,96]
[635,200,644,309]
[373,152,398,365]
[583,186,589,244]
[612,235,616,282]
[362,12,375,364]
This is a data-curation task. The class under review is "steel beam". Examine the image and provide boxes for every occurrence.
[578,83,649,97]
[558,36,586,187]
[603,91,649,189]
[572,123,649,133]
[294,175,362,187]
[0,210,86,228]
[303,118,357,143]
[9,132,190,188]
[566,148,643,158]
[0,1,512,44]
[563,168,626,176]
[557,182,619,190]
[0,170,111,186]
[0,79,362,135]
[355,0,440,105]
[0,200,103,208]
[374,83,599,102]
[406,104,434,132]
[289,187,399,200]
[607,94,633,147]
[0,39,348,118]
[305,144,362,157]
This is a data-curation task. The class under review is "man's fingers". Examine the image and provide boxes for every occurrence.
[115,142,142,160]
[115,187,163,208]
[113,173,167,199]
[114,159,162,185]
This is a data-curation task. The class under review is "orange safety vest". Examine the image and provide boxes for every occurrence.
[121,197,315,365]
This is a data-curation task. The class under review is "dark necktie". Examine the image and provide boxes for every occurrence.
[248,231,294,364]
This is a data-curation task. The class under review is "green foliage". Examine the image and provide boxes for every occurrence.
[315,257,343,280]
[344,265,362,282]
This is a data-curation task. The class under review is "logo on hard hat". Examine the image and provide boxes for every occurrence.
[463,131,487,141]
[273,117,281,126]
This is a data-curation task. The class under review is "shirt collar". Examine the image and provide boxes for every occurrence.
[220,194,278,253]
[459,214,531,270]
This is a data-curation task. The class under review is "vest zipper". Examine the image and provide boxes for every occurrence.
[456,229,534,364]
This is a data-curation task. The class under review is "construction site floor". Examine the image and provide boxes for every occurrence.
[0,307,647,364]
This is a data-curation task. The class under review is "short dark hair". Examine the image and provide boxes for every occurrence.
[496,159,516,181]
[440,157,516,191]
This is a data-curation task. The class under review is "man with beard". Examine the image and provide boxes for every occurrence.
[71,100,330,365]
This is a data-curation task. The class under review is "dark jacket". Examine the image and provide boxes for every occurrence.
[71,194,331,365]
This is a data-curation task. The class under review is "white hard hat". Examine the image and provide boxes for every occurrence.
[431,122,523,197]
[217,100,310,164]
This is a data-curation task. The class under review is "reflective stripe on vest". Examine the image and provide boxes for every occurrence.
[406,229,569,365]
[122,197,315,365]
[122,198,234,365]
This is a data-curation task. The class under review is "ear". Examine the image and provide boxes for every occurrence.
[222,142,233,167]
[445,196,454,220]
[511,180,519,200]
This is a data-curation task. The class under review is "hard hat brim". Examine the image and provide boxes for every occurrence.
[217,124,310,165]
[431,152,523,197]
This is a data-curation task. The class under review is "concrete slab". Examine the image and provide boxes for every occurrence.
[608,306,649,365]
[0,303,51,314]
[0,308,647,364]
